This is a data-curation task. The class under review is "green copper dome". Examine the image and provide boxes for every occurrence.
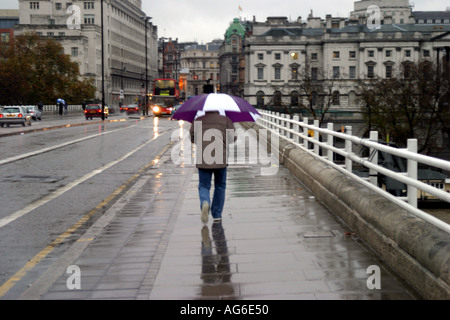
[225,18,246,43]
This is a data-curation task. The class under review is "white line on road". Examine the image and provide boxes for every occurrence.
[0,127,162,229]
[0,125,136,166]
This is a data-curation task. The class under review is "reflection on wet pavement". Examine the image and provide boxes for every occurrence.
[200,223,236,299]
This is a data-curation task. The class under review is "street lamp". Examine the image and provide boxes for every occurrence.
[101,0,105,120]
[142,16,152,116]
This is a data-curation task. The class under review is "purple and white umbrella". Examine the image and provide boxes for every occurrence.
[172,93,260,123]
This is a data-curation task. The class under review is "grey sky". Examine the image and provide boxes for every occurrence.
[1,0,448,43]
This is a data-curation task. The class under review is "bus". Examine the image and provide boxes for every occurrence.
[151,79,180,117]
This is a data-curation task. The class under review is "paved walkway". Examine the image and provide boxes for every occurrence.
[21,123,419,300]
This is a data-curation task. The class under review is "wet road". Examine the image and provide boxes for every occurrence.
[0,114,179,299]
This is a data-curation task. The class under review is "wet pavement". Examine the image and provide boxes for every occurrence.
[20,122,419,300]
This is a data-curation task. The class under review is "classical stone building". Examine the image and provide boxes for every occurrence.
[243,0,450,114]
[16,0,158,105]
[179,40,221,97]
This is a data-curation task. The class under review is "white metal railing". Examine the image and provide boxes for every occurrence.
[257,110,450,234]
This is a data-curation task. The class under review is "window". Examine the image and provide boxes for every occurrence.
[273,91,282,106]
[55,3,62,10]
[349,66,356,79]
[258,53,264,60]
[84,2,95,9]
[349,51,356,59]
[275,53,281,60]
[386,65,392,78]
[405,50,411,57]
[333,66,340,79]
[84,14,95,24]
[311,53,318,60]
[368,65,374,78]
[385,50,392,57]
[291,91,299,106]
[368,50,374,58]
[311,67,318,81]
[71,47,79,57]
[274,67,281,80]
[30,2,40,10]
[257,68,264,80]
[291,67,298,80]
[257,91,265,107]
[332,91,340,105]
[333,51,340,59]
[290,52,298,60]
[423,50,430,57]
[0,33,10,43]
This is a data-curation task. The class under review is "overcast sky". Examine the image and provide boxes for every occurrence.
[1,0,448,43]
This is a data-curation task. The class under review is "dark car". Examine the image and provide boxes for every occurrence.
[125,104,140,115]
[84,104,109,120]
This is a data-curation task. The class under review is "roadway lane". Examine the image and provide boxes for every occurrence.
[0,114,180,299]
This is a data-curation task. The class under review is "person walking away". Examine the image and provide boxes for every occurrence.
[58,101,63,115]
[190,111,236,223]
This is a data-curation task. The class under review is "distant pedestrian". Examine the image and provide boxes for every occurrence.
[58,101,63,115]
[190,111,236,223]
[38,101,43,112]
[64,101,68,115]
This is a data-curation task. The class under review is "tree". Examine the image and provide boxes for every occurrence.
[358,59,450,154]
[0,33,95,105]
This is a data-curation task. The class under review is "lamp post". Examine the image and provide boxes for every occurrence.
[101,0,105,121]
[142,16,152,116]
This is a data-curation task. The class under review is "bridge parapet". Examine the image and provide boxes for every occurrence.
[244,111,450,299]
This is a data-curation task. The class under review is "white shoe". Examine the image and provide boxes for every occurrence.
[201,201,209,223]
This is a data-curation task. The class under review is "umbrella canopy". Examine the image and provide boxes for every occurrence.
[172,93,260,123]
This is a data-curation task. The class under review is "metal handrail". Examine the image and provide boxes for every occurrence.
[257,110,450,234]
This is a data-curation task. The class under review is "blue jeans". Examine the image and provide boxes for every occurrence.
[198,168,227,219]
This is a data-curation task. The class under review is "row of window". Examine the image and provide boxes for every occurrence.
[30,2,95,10]
[255,90,358,107]
[256,64,413,81]
[255,49,431,62]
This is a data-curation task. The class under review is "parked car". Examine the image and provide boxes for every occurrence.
[84,104,109,120]
[0,106,32,127]
[125,104,140,115]
[25,106,42,121]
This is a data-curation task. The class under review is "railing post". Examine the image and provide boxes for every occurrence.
[303,117,308,150]
[282,113,287,138]
[314,119,319,155]
[407,139,418,208]
[369,131,379,186]
[275,112,280,135]
[327,122,334,162]
[345,126,352,172]
[293,115,300,145]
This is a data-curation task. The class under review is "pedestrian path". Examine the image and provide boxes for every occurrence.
[23,123,419,300]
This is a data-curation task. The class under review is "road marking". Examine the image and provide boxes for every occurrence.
[0,140,174,298]
[0,125,135,166]
[0,126,160,229]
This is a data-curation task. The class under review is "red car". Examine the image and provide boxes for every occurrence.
[84,104,109,120]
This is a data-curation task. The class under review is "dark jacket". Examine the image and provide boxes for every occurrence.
[190,112,236,169]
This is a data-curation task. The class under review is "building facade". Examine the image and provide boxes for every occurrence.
[16,0,158,106]
[180,40,221,97]
[0,10,19,56]
[243,1,450,114]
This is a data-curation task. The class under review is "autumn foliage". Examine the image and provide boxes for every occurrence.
[0,33,96,105]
